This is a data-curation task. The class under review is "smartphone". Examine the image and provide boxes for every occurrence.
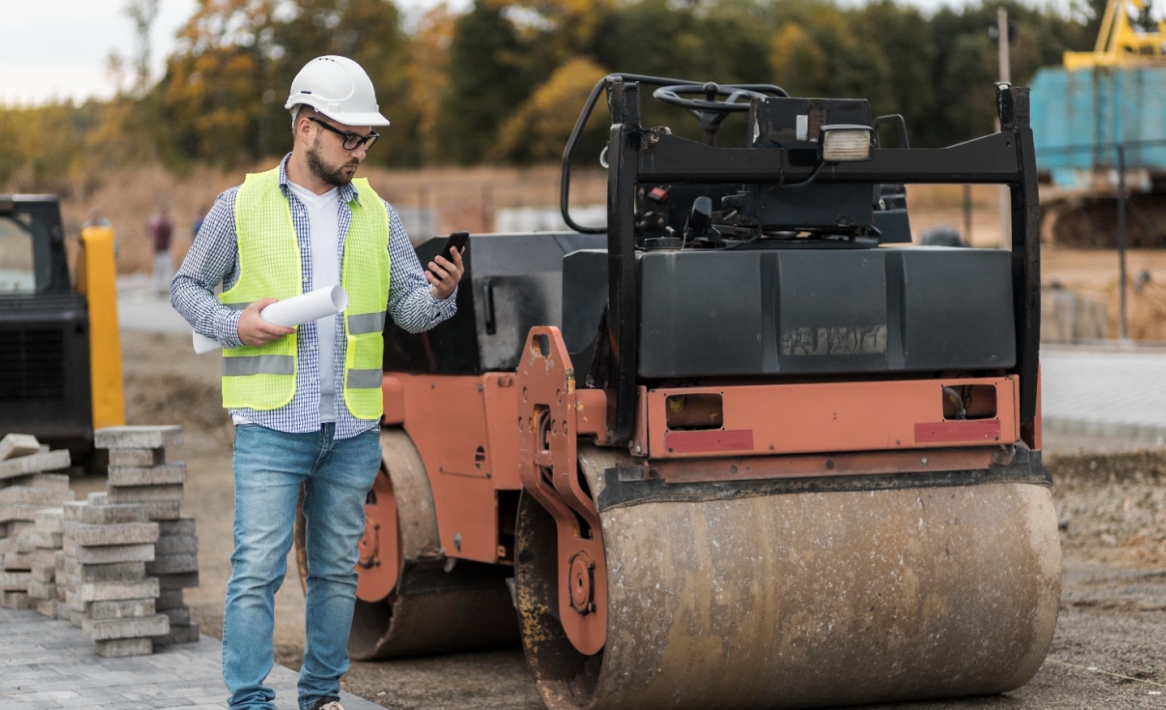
[438,231,469,265]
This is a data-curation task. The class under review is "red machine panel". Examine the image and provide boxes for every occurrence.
[646,376,1019,459]
[386,373,520,564]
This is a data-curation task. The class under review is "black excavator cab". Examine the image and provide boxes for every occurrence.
[0,195,93,458]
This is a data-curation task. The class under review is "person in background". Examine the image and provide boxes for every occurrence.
[147,205,174,295]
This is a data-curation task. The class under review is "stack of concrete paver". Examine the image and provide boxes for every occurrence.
[95,425,200,647]
[26,507,65,617]
[0,433,74,610]
[61,493,168,656]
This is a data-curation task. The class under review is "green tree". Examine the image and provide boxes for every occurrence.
[490,57,610,162]
[435,0,542,163]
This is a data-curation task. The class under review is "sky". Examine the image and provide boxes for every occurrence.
[1,0,1042,107]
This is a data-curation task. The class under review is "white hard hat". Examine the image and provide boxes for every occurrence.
[285,56,390,127]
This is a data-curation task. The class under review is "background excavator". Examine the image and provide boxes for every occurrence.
[295,75,1058,709]
[0,195,124,469]
[1032,0,1166,247]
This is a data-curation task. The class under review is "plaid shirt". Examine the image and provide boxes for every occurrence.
[171,155,456,439]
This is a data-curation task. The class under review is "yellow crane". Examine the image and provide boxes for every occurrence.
[1064,0,1166,70]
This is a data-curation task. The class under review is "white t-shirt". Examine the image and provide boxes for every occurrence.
[287,181,341,422]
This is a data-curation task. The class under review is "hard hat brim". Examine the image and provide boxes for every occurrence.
[316,109,391,127]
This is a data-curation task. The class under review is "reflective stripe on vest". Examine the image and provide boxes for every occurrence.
[346,369,384,389]
[347,311,386,335]
[222,355,295,376]
[220,168,391,417]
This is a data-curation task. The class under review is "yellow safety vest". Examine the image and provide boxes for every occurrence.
[220,167,390,419]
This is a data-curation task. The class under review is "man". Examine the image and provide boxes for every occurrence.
[147,205,174,294]
[171,55,464,710]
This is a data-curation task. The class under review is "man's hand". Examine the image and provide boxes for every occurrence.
[238,298,295,347]
[426,247,465,300]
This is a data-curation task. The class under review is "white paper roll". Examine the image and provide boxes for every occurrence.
[193,285,349,354]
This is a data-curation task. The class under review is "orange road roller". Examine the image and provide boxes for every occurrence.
[296,75,1059,709]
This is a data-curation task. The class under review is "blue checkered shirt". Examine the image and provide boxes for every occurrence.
[170,155,457,439]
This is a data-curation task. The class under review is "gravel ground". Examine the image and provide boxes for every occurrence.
[104,330,1166,709]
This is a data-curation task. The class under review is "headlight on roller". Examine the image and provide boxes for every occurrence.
[819,125,874,162]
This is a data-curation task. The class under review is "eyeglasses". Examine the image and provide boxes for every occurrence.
[308,117,379,151]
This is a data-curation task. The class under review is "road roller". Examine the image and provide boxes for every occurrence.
[296,75,1060,709]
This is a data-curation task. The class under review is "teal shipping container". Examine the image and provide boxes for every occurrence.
[1030,66,1166,186]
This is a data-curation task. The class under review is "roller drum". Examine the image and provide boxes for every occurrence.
[517,452,1061,710]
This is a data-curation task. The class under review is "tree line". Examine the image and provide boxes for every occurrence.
[1,0,1103,192]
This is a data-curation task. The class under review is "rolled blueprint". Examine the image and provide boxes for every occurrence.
[192,284,349,354]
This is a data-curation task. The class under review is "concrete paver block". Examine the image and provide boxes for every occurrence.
[1,591,29,609]
[63,559,147,583]
[146,554,198,575]
[26,529,64,548]
[108,463,187,487]
[95,426,182,450]
[65,541,155,565]
[0,503,52,523]
[13,534,37,553]
[156,589,184,610]
[153,621,199,646]
[6,519,33,537]
[159,606,190,627]
[4,551,34,570]
[27,580,55,598]
[108,447,166,467]
[30,563,55,583]
[158,517,196,536]
[157,572,199,590]
[141,500,182,521]
[0,450,72,480]
[76,578,160,603]
[64,591,83,612]
[66,521,160,547]
[155,535,197,555]
[65,500,151,525]
[0,472,70,491]
[33,507,65,530]
[107,485,184,504]
[0,485,74,505]
[87,598,156,620]
[83,613,169,640]
[1,571,31,590]
[0,434,40,460]
[95,637,154,657]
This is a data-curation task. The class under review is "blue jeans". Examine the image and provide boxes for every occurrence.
[224,423,381,710]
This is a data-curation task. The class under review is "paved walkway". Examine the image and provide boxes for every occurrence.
[0,607,381,710]
[1042,345,1166,441]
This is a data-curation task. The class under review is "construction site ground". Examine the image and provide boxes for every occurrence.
[69,325,1164,710]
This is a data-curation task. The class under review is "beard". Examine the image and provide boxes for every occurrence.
[306,137,358,187]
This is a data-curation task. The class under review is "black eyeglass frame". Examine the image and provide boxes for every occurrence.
[308,117,379,151]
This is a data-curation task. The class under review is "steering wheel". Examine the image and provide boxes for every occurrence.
[653,82,774,144]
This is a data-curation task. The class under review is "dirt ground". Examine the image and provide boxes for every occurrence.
[91,330,1166,709]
